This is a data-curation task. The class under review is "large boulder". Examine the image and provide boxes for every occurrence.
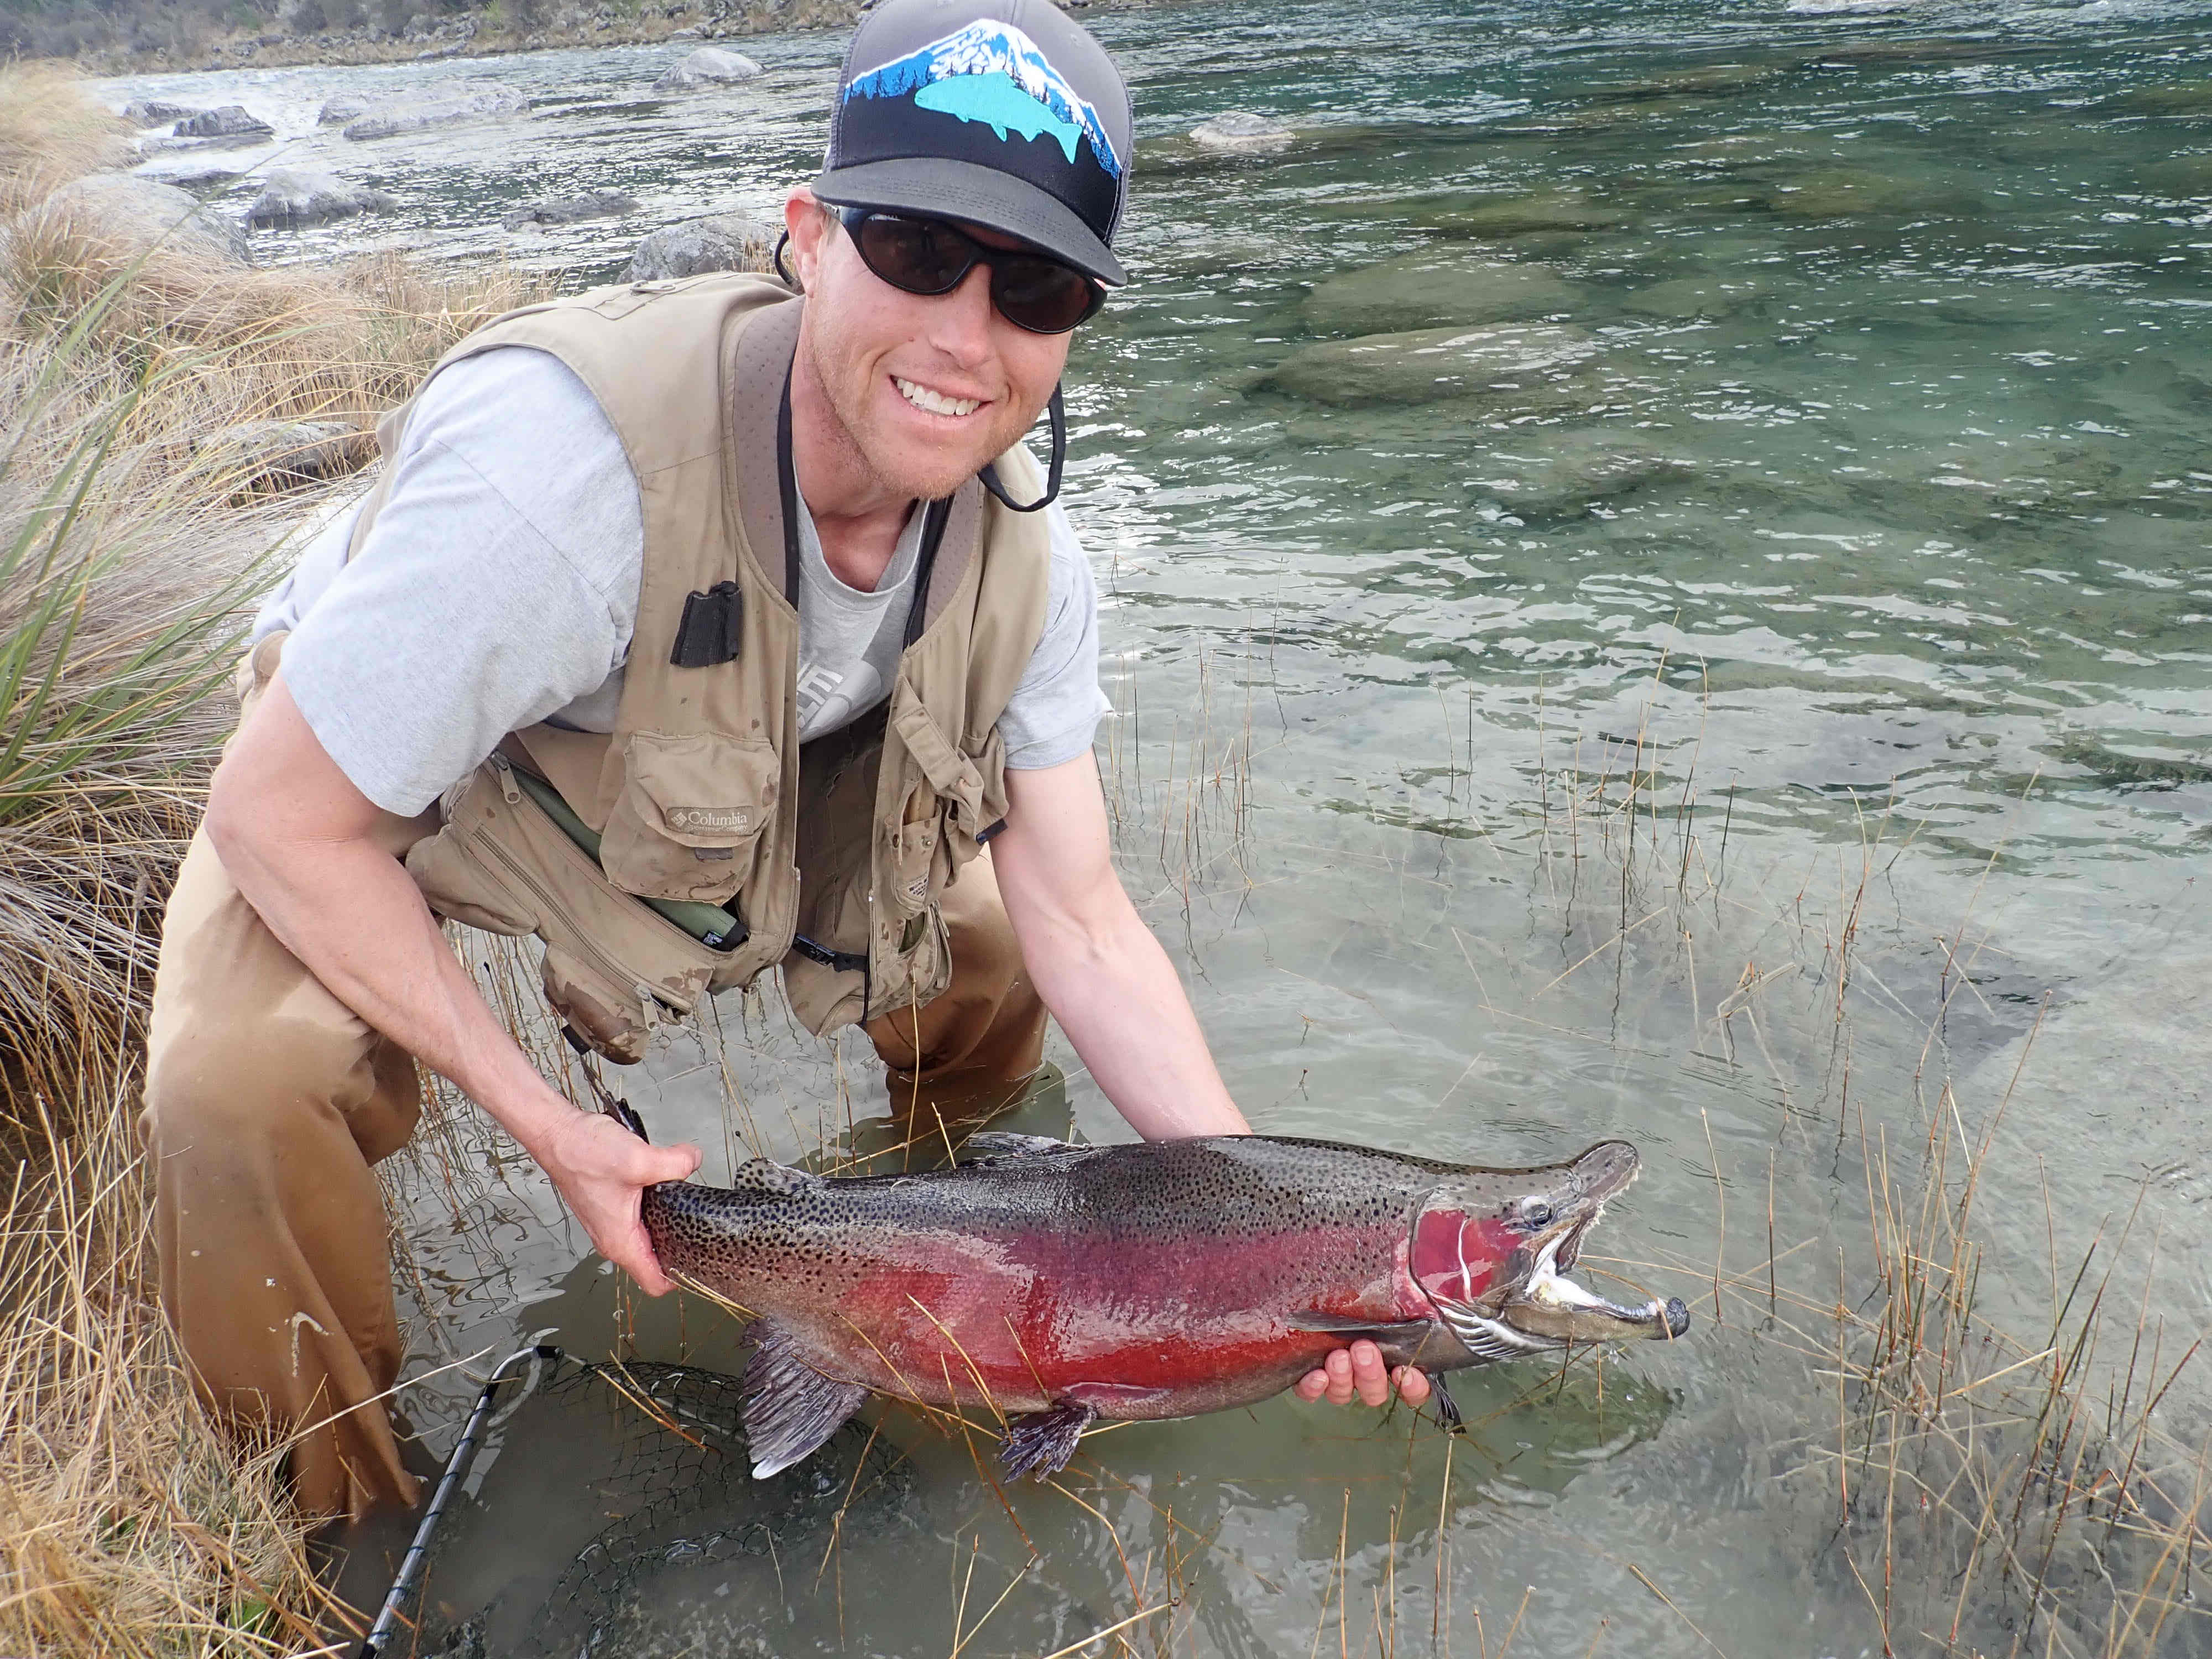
[1259,323,1598,408]
[123,98,201,128]
[247,168,398,226]
[316,91,379,126]
[1189,112,1292,154]
[193,419,369,491]
[627,210,778,281]
[654,46,764,93]
[174,105,273,139]
[342,80,528,140]
[1303,249,1580,333]
[43,174,249,264]
[503,190,639,229]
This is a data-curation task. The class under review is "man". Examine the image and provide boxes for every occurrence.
[143,0,1426,1519]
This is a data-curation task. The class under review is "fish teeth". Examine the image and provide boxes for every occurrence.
[895,375,981,418]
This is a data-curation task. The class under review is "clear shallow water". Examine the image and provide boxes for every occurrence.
[107,3,2212,1653]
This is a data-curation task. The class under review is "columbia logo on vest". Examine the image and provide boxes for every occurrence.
[666,807,752,832]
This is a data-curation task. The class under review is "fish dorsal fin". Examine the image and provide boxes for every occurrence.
[729,1157,813,1198]
[958,1132,1084,1166]
[740,1321,869,1479]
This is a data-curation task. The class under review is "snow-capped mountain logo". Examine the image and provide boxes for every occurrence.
[843,19,1124,179]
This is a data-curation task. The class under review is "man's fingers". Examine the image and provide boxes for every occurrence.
[608,1218,674,1296]
[1294,1369,1329,1402]
[651,1140,702,1182]
[1392,1365,1432,1406]
[1349,1339,1390,1407]
[1323,1345,1355,1405]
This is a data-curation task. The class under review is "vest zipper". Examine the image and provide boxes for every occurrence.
[468,828,662,1013]
[488,750,523,804]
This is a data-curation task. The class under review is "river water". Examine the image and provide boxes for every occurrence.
[105,2,2212,1654]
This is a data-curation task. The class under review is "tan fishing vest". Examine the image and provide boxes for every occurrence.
[354,272,1052,1062]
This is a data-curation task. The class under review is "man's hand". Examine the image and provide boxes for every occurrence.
[530,1110,702,1296]
[207,674,702,1298]
[1295,1342,1432,1411]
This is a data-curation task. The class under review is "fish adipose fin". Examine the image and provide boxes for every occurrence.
[1000,1401,1096,1480]
[958,1132,1083,1165]
[740,1322,868,1479]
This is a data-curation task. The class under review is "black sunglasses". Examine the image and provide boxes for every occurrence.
[833,206,1107,335]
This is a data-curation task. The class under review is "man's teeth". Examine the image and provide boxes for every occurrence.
[895,377,980,418]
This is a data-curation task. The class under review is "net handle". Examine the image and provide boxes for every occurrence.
[357,1343,564,1659]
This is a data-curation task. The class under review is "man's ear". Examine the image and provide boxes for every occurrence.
[784,187,830,294]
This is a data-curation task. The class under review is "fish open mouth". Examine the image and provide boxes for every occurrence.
[1417,1144,1689,1359]
[1497,1214,1690,1346]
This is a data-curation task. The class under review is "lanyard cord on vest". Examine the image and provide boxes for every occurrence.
[775,352,957,1013]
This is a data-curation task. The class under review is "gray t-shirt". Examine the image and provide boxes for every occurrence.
[257,346,1110,817]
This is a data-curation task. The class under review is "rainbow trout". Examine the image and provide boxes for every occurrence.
[641,1132,1689,1480]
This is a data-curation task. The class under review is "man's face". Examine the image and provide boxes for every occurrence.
[786,189,1075,503]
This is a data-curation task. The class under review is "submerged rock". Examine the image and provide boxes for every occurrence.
[1764,168,1979,218]
[1471,431,1691,518]
[1260,322,1599,406]
[654,46,764,92]
[174,105,273,139]
[43,174,248,264]
[248,168,398,226]
[2099,80,2212,118]
[627,210,779,280]
[123,98,201,128]
[1409,190,1626,238]
[1619,273,1771,319]
[1584,61,1789,102]
[504,190,639,228]
[2143,155,2212,197]
[1189,112,1293,154]
[342,80,528,140]
[1303,248,1581,333]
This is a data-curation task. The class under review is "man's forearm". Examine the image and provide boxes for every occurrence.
[1022,896,1250,1139]
[208,819,578,1159]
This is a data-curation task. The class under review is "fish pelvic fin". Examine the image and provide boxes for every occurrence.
[740,1322,869,1479]
[1000,1401,1097,1481]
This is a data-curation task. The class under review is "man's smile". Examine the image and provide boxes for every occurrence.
[893,374,985,419]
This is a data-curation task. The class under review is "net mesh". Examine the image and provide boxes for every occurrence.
[406,1358,912,1659]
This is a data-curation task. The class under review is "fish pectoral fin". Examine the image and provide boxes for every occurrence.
[1287,1312,1443,1350]
[999,1401,1097,1481]
[958,1132,1083,1166]
[740,1322,869,1479]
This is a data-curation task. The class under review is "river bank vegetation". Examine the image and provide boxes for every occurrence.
[0,63,550,1653]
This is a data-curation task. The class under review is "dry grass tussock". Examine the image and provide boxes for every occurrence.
[0,60,129,202]
[0,66,556,1657]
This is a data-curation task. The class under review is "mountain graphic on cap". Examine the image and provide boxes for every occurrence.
[815,0,1133,283]
[844,20,1124,179]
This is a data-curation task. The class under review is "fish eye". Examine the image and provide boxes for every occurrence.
[1518,1198,1555,1228]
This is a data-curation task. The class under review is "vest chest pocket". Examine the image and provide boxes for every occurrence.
[600,731,779,905]
[886,702,1009,915]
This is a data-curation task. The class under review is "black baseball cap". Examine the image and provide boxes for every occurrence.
[811,0,1132,286]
